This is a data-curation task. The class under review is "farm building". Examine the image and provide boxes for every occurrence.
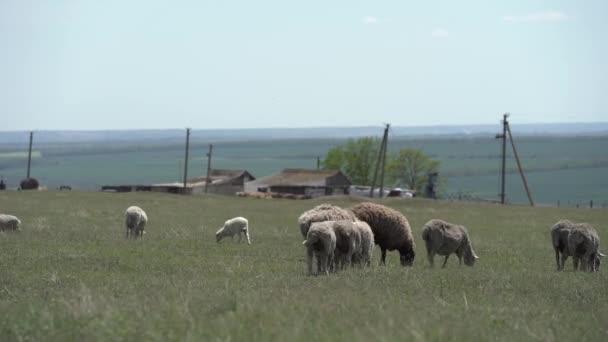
[101,169,255,195]
[244,168,351,198]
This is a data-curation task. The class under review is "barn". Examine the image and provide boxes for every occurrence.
[244,169,351,198]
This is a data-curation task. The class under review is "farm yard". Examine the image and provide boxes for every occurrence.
[1,191,607,341]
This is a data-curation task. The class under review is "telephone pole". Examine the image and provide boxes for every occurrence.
[204,144,213,194]
[495,114,508,204]
[182,128,191,192]
[369,123,390,198]
[495,114,534,206]
[317,156,321,169]
[26,131,33,178]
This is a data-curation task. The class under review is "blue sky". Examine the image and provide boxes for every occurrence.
[1,0,606,130]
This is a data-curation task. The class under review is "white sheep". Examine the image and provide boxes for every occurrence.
[215,217,251,245]
[0,214,21,231]
[332,220,361,271]
[125,206,147,239]
[567,223,605,272]
[421,219,479,268]
[550,219,574,271]
[303,221,336,276]
[352,221,374,267]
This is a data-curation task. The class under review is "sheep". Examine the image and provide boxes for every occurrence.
[0,214,21,232]
[125,206,147,239]
[331,220,362,271]
[550,219,575,271]
[215,217,251,245]
[421,219,479,268]
[297,203,357,238]
[567,223,605,272]
[302,221,336,275]
[352,221,374,267]
[350,202,415,266]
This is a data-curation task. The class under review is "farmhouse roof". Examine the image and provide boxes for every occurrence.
[188,169,255,185]
[249,168,351,187]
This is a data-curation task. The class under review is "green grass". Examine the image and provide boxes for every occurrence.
[1,191,607,341]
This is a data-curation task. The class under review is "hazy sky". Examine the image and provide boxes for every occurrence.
[1,0,607,130]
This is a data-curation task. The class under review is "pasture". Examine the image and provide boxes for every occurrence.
[1,191,607,341]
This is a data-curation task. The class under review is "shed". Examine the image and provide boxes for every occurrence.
[245,169,351,198]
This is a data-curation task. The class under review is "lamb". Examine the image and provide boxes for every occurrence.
[215,217,251,245]
[350,202,415,266]
[297,203,357,238]
[331,220,362,271]
[550,219,575,271]
[352,221,374,266]
[567,223,605,272]
[302,221,336,275]
[0,214,21,231]
[125,206,147,239]
[421,219,479,268]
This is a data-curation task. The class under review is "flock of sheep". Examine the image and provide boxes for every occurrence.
[0,201,604,274]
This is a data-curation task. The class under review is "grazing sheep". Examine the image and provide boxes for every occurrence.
[421,219,479,268]
[216,217,251,245]
[302,221,336,275]
[550,219,575,271]
[350,202,415,266]
[352,221,374,266]
[125,206,147,239]
[297,204,357,238]
[0,214,21,231]
[567,223,605,272]
[332,220,362,271]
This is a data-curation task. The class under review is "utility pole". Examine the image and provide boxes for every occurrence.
[182,128,191,192]
[317,156,321,169]
[26,131,33,178]
[378,125,390,198]
[495,114,534,206]
[204,144,213,194]
[495,114,508,204]
[369,123,390,198]
[506,123,534,206]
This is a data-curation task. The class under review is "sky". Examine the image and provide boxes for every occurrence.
[1,0,607,130]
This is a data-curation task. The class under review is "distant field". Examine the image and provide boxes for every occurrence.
[0,151,42,159]
[0,191,607,341]
[0,135,607,206]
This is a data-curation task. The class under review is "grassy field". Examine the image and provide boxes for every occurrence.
[1,191,607,341]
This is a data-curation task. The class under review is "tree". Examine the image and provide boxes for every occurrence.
[322,137,381,185]
[388,148,440,194]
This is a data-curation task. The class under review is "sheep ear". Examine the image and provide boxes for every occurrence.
[302,240,308,245]
[600,252,606,258]
[473,253,479,259]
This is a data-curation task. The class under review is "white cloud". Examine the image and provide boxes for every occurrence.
[503,10,569,23]
[362,16,379,24]
[431,28,449,39]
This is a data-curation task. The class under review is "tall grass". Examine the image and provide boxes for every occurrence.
[1,191,607,341]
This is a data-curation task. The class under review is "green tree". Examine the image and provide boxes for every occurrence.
[322,137,381,185]
[388,148,440,194]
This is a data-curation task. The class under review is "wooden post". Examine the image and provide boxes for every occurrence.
[204,144,213,194]
[370,124,389,198]
[378,124,390,198]
[183,128,191,192]
[317,156,320,169]
[506,123,534,207]
[26,131,33,178]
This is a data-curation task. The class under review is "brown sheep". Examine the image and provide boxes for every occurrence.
[297,204,357,238]
[350,202,415,266]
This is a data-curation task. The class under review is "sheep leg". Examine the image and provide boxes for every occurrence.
[427,250,435,268]
[244,229,251,245]
[238,232,242,243]
[126,228,130,239]
[573,257,579,271]
[442,255,450,268]
[380,248,387,265]
[560,254,568,271]
[554,249,561,271]
[306,247,314,275]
